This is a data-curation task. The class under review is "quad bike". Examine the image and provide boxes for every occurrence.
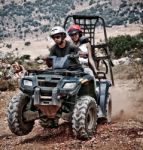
[7,15,114,140]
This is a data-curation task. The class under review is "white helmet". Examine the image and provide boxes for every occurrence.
[50,26,66,37]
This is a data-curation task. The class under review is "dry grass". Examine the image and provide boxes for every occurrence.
[0,24,142,59]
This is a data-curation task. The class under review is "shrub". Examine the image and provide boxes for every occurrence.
[108,33,143,58]
[89,0,94,5]
[6,44,12,49]
[40,25,49,33]
[120,1,127,8]
[20,55,30,60]
[24,41,31,46]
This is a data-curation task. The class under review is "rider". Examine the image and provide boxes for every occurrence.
[46,26,81,70]
[43,26,82,125]
[68,24,98,88]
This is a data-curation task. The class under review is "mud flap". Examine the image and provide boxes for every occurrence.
[99,80,111,115]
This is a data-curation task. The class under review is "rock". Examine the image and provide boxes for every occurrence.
[58,118,68,125]
[24,59,31,63]
[0,51,5,59]
[113,57,130,66]
[134,58,142,63]
[113,59,120,66]
[0,71,3,77]
[37,59,44,64]
[138,131,143,136]
[118,57,130,65]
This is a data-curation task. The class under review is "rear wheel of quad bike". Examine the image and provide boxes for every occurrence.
[105,94,112,123]
[72,96,97,140]
[7,92,34,136]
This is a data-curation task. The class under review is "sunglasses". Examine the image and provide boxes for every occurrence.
[52,35,61,39]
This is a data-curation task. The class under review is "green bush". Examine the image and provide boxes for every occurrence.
[40,25,49,32]
[20,55,31,60]
[108,33,143,58]
[6,44,12,49]
[25,41,31,46]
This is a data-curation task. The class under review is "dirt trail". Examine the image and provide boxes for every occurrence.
[0,78,143,150]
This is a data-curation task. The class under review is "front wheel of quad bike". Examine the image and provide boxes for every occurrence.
[72,96,97,140]
[7,92,34,136]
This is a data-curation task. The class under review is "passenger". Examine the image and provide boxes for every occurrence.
[68,24,97,89]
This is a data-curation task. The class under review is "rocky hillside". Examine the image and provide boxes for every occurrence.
[0,0,142,39]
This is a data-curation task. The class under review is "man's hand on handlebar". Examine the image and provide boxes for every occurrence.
[41,56,53,68]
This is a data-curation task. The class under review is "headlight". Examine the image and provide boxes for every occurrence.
[23,80,33,86]
[63,82,77,89]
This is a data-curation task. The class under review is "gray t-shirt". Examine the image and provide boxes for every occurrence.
[49,41,82,70]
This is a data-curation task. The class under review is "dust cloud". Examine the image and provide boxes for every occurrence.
[110,80,142,121]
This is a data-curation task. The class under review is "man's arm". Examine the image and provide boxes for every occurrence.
[43,47,55,68]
